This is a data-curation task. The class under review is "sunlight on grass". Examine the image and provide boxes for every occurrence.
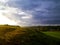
[43,32,60,39]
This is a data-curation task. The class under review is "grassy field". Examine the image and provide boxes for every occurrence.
[43,32,60,39]
[0,25,60,45]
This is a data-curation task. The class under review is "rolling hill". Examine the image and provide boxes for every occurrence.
[0,25,60,45]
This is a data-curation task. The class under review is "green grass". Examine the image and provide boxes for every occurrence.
[0,25,60,45]
[43,32,60,39]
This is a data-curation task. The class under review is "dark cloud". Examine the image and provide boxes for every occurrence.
[5,0,60,26]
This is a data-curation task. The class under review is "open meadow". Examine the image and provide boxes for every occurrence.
[0,25,60,45]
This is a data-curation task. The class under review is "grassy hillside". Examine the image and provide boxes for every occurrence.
[0,25,60,45]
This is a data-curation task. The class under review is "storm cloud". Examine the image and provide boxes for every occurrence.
[1,0,60,26]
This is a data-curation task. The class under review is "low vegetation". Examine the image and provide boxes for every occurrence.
[43,32,60,38]
[0,25,60,45]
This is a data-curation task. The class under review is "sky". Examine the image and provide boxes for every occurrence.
[0,0,60,26]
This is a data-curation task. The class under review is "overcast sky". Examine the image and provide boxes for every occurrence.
[0,0,60,26]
